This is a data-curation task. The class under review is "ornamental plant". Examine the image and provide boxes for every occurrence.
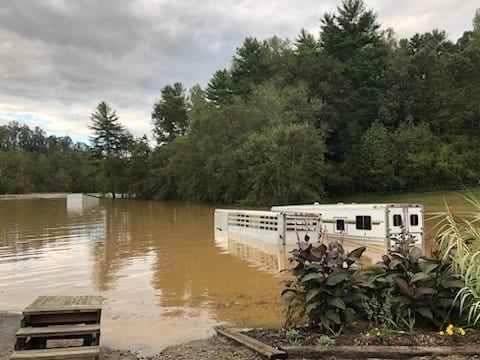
[281,240,366,334]
[374,234,463,329]
[354,265,395,328]
[434,193,480,326]
[438,324,466,340]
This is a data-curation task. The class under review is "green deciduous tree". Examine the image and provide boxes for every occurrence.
[240,123,326,205]
[0,122,93,194]
[355,121,396,192]
[392,120,439,190]
[127,135,152,198]
[0,151,33,194]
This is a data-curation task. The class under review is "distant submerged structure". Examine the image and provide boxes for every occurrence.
[67,193,100,214]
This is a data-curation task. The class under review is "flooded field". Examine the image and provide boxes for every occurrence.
[0,192,477,355]
[0,196,282,355]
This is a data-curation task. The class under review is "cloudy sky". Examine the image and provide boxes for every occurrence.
[0,1,478,143]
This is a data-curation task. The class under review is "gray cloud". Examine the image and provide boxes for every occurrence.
[0,0,478,141]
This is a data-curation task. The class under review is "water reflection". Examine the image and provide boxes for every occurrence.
[215,231,291,274]
[214,230,400,276]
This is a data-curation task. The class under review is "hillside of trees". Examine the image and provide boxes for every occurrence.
[2,0,480,205]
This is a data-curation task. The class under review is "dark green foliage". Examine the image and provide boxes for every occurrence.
[283,236,465,335]
[149,82,328,205]
[88,102,132,198]
[230,36,294,100]
[240,122,326,205]
[319,0,388,161]
[0,121,75,154]
[375,236,463,329]
[281,241,366,333]
[354,121,396,191]
[206,69,233,106]
[0,122,94,194]
[127,135,153,199]
[89,102,129,158]
[152,83,189,145]
[0,150,33,193]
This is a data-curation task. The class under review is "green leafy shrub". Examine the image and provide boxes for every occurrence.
[374,235,462,329]
[359,285,395,328]
[281,240,366,334]
[353,264,395,327]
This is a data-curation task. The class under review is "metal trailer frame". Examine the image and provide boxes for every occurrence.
[214,209,322,245]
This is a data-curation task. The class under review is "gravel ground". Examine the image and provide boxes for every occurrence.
[0,312,18,360]
[0,312,264,360]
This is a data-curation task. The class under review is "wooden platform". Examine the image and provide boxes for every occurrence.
[11,296,102,360]
[21,296,102,326]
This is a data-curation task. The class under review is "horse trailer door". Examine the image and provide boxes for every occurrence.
[406,206,424,247]
[387,206,405,242]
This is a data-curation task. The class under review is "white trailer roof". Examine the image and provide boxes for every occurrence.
[271,203,423,211]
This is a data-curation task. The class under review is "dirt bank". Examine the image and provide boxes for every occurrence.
[0,312,263,360]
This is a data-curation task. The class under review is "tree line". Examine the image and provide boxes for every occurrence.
[0,121,92,193]
[2,0,480,205]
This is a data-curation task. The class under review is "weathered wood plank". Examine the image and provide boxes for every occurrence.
[21,296,102,328]
[24,296,102,315]
[16,324,100,337]
[10,345,100,359]
[284,345,480,359]
[15,324,101,349]
[216,327,286,360]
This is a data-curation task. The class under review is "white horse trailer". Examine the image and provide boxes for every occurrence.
[214,209,322,245]
[270,203,424,250]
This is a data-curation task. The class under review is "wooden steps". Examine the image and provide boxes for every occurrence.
[17,324,100,338]
[10,345,100,359]
[11,296,102,360]
[15,324,101,349]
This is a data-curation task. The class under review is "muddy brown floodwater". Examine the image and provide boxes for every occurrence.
[0,195,284,356]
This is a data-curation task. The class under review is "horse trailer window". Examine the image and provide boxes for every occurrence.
[410,214,419,226]
[355,216,371,230]
[336,219,345,232]
[393,214,402,227]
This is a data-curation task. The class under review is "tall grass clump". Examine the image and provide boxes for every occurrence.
[434,193,480,326]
